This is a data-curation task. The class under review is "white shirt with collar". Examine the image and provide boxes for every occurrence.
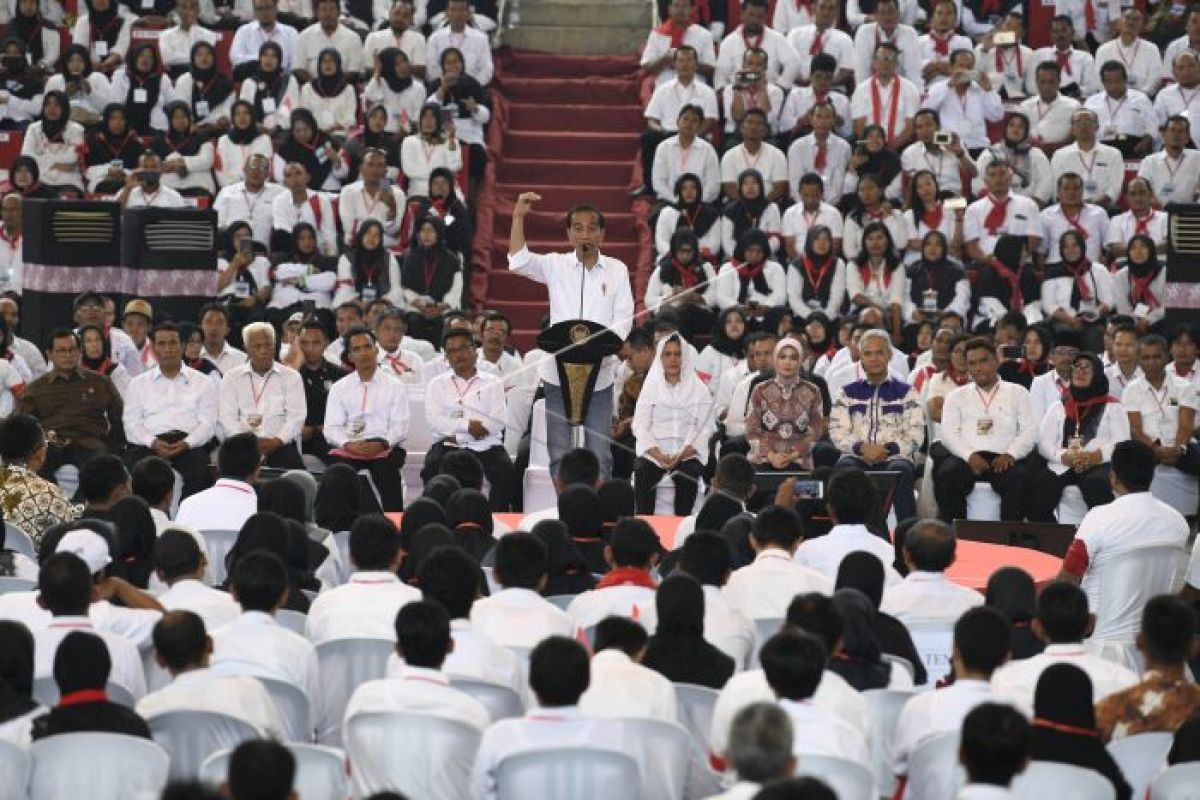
[921,81,1004,150]
[229,20,299,69]
[852,23,922,83]
[213,180,286,245]
[136,667,285,738]
[124,184,186,209]
[426,25,493,85]
[714,25,800,90]
[1017,93,1081,145]
[271,189,338,256]
[989,643,1140,716]
[1031,46,1098,94]
[1049,142,1126,205]
[323,368,410,449]
[218,361,306,443]
[440,618,523,692]
[578,649,678,723]
[880,570,984,623]
[1093,37,1163,95]
[644,77,719,129]
[1037,400,1130,475]
[156,578,241,632]
[976,43,1036,100]
[1155,83,1200,149]
[720,141,789,188]
[210,610,321,729]
[780,697,871,765]
[900,141,969,196]
[788,136,851,205]
[304,571,421,646]
[376,346,425,387]
[425,368,507,452]
[916,32,974,83]
[203,343,248,377]
[1105,209,1169,256]
[652,134,722,204]
[1122,373,1196,443]
[363,27,426,69]
[33,616,147,699]
[158,23,218,69]
[787,25,855,83]
[779,85,853,139]
[640,25,717,86]
[720,82,784,134]
[724,549,834,620]
[1030,369,1070,421]
[893,679,994,775]
[1136,149,1200,207]
[794,523,902,586]
[469,586,575,649]
[1104,363,1144,401]
[477,348,524,390]
[957,786,1016,800]
[714,260,787,312]
[345,664,491,735]
[175,478,258,533]
[506,246,634,390]
[294,22,364,76]
[88,600,162,651]
[701,584,757,669]
[1083,88,1157,140]
[849,74,923,139]
[963,191,1042,256]
[123,364,219,449]
[940,379,1038,462]
[567,581,659,634]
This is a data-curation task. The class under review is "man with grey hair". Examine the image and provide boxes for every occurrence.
[881,519,983,622]
[829,329,925,522]
[714,702,796,799]
[218,321,307,469]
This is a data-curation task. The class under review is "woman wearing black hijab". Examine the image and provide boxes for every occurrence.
[173,41,234,134]
[656,173,721,260]
[314,464,367,533]
[976,235,1040,333]
[999,324,1053,389]
[362,49,425,135]
[298,48,356,136]
[1030,664,1133,800]
[277,108,344,191]
[1045,229,1110,354]
[151,101,215,199]
[400,215,462,345]
[790,226,846,321]
[349,105,402,186]
[334,219,402,307]
[215,99,273,188]
[642,573,735,689]
[445,488,494,563]
[238,41,298,133]
[720,169,781,259]
[717,228,786,324]
[399,523,454,585]
[10,0,57,73]
[830,588,895,690]
[842,124,902,210]
[558,485,607,576]
[45,44,107,128]
[598,479,635,538]
[1031,350,1125,514]
[403,166,472,260]
[986,567,1043,661]
[904,230,967,347]
[111,42,168,133]
[99,495,156,588]
[648,228,718,340]
[0,38,44,129]
[1113,234,1166,335]
[697,307,748,392]
[83,103,140,193]
[178,322,221,377]
[78,0,129,72]
[398,498,449,555]
[224,511,313,612]
[530,520,595,596]
[23,91,84,194]
[0,619,40,741]
[835,550,926,684]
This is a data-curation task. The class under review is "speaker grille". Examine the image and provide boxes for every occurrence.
[142,217,215,252]
[49,209,117,244]
[1170,214,1200,256]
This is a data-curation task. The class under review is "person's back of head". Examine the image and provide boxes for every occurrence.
[37,552,93,616]
[0,619,34,698]
[1111,439,1156,493]
[218,433,262,483]
[752,505,805,553]
[713,454,756,502]
[153,529,205,585]
[131,455,175,510]
[0,414,44,464]
[592,615,648,659]
[225,739,296,800]
[835,550,885,609]
[152,610,209,676]
[419,546,481,620]
[955,606,1012,679]
[597,479,635,526]
[348,514,402,572]
[679,531,734,587]
[727,702,795,784]
[78,453,130,507]
[760,630,827,703]
[556,448,601,490]
[750,777,837,800]
[826,469,877,526]
[159,782,224,800]
[607,518,661,570]
[1140,594,1197,667]
[903,520,956,573]
[960,702,1030,788]
[1036,581,1092,644]
[54,630,111,696]
[493,531,547,591]
[229,550,288,614]
[439,449,484,492]
[785,593,843,656]
[394,600,452,670]
[529,636,590,708]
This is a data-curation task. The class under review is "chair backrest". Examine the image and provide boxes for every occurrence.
[345,711,482,800]
[673,683,719,751]
[274,608,308,636]
[332,530,351,583]
[200,744,348,800]
[616,716,693,800]
[906,731,964,800]
[32,677,135,708]
[749,618,783,669]
[863,688,917,797]
[1107,731,1174,800]
[1011,761,1117,800]
[0,738,29,800]
[0,576,34,595]
[545,594,576,611]
[147,709,262,780]
[4,523,35,559]
[29,732,170,800]
[1150,762,1200,800]
[904,618,956,687]
[882,653,916,683]
[314,637,394,747]
[448,677,524,722]
[1089,544,1187,645]
[257,675,313,742]
[530,399,548,467]
[198,529,240,586]
[796,754,876,800]
[496,747,640,800]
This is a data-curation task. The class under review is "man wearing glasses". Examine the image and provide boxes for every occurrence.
[1030,331,1081,420]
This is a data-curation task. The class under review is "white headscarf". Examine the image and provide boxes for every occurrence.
[640,332,712,409]
[773,336,805,390]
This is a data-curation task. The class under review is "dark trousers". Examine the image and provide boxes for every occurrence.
[836,454,918,522]
[612,432,636,481]
[40,443,109,482]
[124,443,214,499]
[639,128,667,193]
[634,456,704,516]
[331,447,406,512]
[1031,463,1114,516]
[421,442,515,511]
[933,452,1045,523]
[264,442,306,471]
[301,432,331,463]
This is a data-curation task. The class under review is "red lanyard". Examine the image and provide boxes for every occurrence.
[249,371,272,409]
[1077,149,1097,180]
[452,374,478,402]
[871,76,900,142]
[359,380,370,412]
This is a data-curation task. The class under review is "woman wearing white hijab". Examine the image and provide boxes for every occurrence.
[632,332,716,516]
[746,337,825,471]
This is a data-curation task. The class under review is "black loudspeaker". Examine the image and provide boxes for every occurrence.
[120,207,219,325]
[1164,204,1200,334]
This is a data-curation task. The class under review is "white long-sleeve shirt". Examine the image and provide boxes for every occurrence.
[786,256,846,319]
[229,20,298,69]
[714,25,799,90]
[297,83,357,135]
[218,361,306,443]
[424,368,507,451]
[852,23,922,83]
[236,74,299,133]
[1037,399,1130,474]
[651,135,721,204]
[362,27,426,69]
[361,77,426,134]
[20,119,84,191]
[213,180,286,245]
[332,252,403,308]
[293,22,364,76]
[787,136,851,205]
[920,81,1003,150]
[337,180,406,247]
[34,616,146,700]
[940,380,1037,461]
[1049,142,1126,205]
[640,24,717,86]
[1039,204,1109,263]
[1136,149,1200,207]
[1083,88,1157,140]
[323,368,409,448]
[214,133,274,188]
[123,365,218,449]
[631,374,716,464]
[714,260,787,311]
[1040,261,1115,317]
[158,23,218,70]
[645,262,719,313]
[136,668,285,739]
[271,189,338,255]
[578,649,678,723]
[425,25,493,85]
[399,135,462,199]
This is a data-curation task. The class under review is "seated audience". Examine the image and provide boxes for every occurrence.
[31,629,150,740]
[724,504,832,620]
[0,415,82,543]
[566,519,662,632]
[796,468,896,581]
[985,567,1044,661]
[642,573,735,689]
[745,338,825,472]
[836,551,926,684]
[153,530,241,631]
[469,532,574,648]
[958,703,1032,798]
[881,519,984,622]
[579,615,677,722]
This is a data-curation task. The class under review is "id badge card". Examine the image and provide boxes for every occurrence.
[1163,184,1176,197]
[247,413,263,432]
[141,0,154,8]
[262,96,277,114]
[1083,179,1098,195]
[361,284,378,302]
[1133,302,1150,318]
[348,415,366,440]
[977,417,994,435]
[94,41,108,58]
[233,279,250,299]
[807,298,821,310]
[195,100,210,117]
[317,147,328,164]
[922,289,938,313]
[133,88,148,104]
[1079,299,1097,315]
[1069,433,1084,451]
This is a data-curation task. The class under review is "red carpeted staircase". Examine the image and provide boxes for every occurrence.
[472,50,652,352]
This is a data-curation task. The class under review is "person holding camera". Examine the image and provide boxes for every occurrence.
[917,0,973,87]
[117,152,185,209]
[921,50,1004,157]
[722,48,783,138]
[901,109,979,196]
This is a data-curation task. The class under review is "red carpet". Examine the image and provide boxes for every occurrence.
[471,48,654,351]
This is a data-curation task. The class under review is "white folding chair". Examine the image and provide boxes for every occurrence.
[496,747,640,800]
[906,731,964,800]
[314,637,394,747]
[29,732,170,800]
[796,754,875,800]
[0,576,34,594]
[863,688,917,797]
[345,711,482,800]
[1107,732,1174,800]
[32,677,135,708]
[617,716,695,800]
[523,399,556,512]
[1057,485,1090,525]
[0,738,29,800]
[545,594,576,611]
[257,675,314,742]
[198,529,240,586]
[449,677,524,722]
[1151,762,1200,800]
[673,682,719,752]
[274,609,308,636]
[965,482,1002,521]
[147,709,262,780]
[332,530,351,583]
[882,654,916,684]
[200,744,348,800]
[904,618,956,687]
[749,618,784,670]
[4,523,35,560]
[1087,544,1188,673]
[1011,761,1116,799]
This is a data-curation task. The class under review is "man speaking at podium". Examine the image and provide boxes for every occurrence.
[508,193,635,479]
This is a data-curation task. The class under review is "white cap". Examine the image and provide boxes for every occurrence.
[56,529,112,575]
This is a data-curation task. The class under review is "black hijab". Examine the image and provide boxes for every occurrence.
[598,478,635,537]
[558,485,606,575]
[350,219,391,297]
[78,323,117,375]
[11,4,47,66]
[400,214,459,300]
[251,41,288,120]
[671,173,719,238]
[85,0,123,49]
[907,230,964,309]
[731,228,773,301]
[85,103,140,167]
[1062,351,1114,447]
[186,41,233,117]
[100,495,156,588]
[422,474,462,508]
[39,90,69,140]
[153,101,207,158]
[835,550,927,685]
[1,39,42,99]
[58,43,93,80]
[657,228,709,290]
[226,99,260,145]
[829,588,891,691]
[122,43,164,134]
[377,47,414,93]
[853,124,902,187]
[642,573,736,689]
[986,566,1043,660]
[278,108,332,189]
[314,464,364,533]
[311,47,347,98]
[0,620,36,724]
[710,308,748,359]
[795,225,839,309]
[722,169,769,244]
[445,488,493,563]
[531,520,596,596]
[400,523,454,585]
[398,498,448,555]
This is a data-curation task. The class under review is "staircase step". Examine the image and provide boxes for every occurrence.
[516,1,651,27]
[487,269,552,297]
[498,75,640,105]
[503,25,649,57]
[494,208,639,240]
[510,329,540,352]
[508,102,645,132]
[488,299,555,329]
[501,52,640,79]
[497,158,632,186]
[494,182,633,212]
[503,130,639,161]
